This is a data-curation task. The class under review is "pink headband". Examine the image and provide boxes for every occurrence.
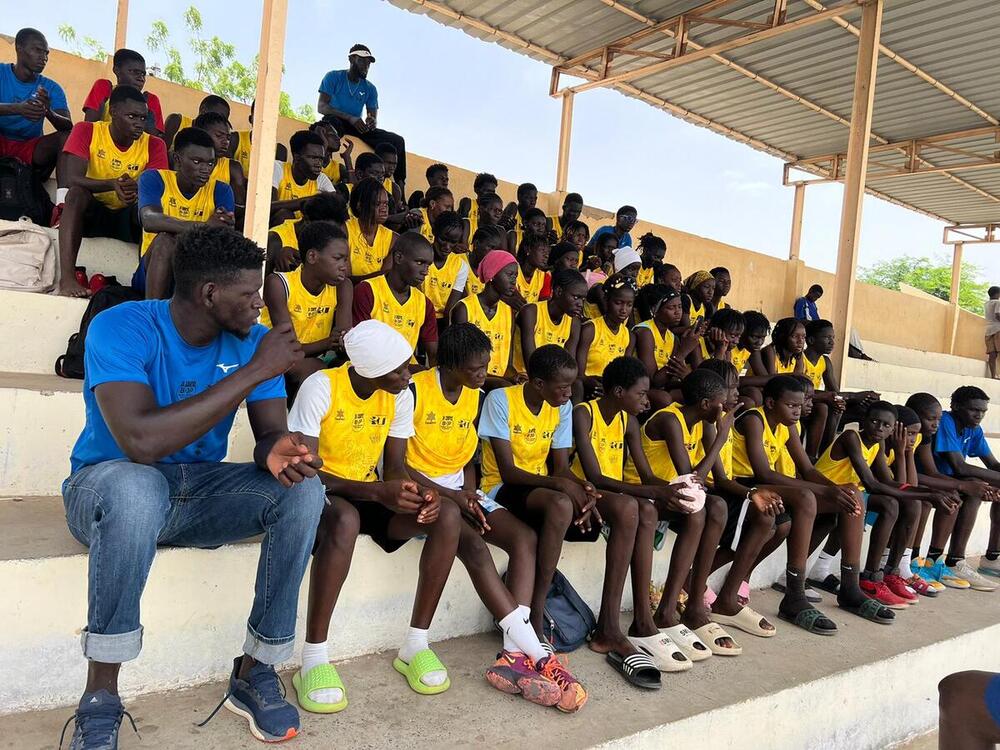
[477,250,518,283]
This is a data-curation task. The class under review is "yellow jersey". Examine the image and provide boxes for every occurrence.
[512,302,573,374]
[635,320,675,370]
[346,217,395,276]
[636,266,655,289]
[571,400,626,481]
[276,161,319,212]
[322,158,344,184]
[517,267,547,305]
[731,346,751,375]
[406,368,480,478]
[776,421,801,478]
[481,384,562,495]
[458,294,512,377]
[365,274,427,352]
[466,211,479,247]
[731,407,790,479]
[316,365,395,482]
[550,215,562,238]
[140,170,220,254]
[259,266,337,345]
[803,353,827,389]
[424,252,465,319]
[233,130,252,175]
[688,299,707,325]
[625,403,702,483]
[270,218,299,250]
[583,317,631,377]
[583,301,602,321]
[419,207,435,243]
[886,432,922,468]
[86,122,154,210]
[178,114,193,131]
[210,156,231,187]
[775,352,799,374]
[465,265,484,296]
[815,434,880,489]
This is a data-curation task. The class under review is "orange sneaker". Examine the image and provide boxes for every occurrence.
[536,655,588,713]
[485,651,561,707]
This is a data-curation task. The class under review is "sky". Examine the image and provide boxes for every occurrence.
[8,0,999,284]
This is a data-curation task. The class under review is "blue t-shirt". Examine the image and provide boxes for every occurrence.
[0,63,68,140]
[318,70,378,119]
[70,300,285,473]
[933,411,992,476]
[478,388,573,449]
[137,170,235,213]
[794,297,819,321]
[588,225,632,249]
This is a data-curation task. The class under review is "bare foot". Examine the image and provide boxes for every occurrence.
[58,278,92,298]
[684,603,738,648]
[588,631,638,656]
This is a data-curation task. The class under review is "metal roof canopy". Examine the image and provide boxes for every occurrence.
[388,0,1000,226]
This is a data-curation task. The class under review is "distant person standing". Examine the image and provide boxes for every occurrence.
[317,44,408,190]
[986,286,1000,378]
[794,284,823,321]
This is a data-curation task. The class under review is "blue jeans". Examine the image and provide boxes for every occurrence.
[63,460,325,665]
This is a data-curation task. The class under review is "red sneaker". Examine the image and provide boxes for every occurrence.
[50,203,63,228]
[860,578,910,610]
[89,273,108,294]
[905,573,938,598]
[485,651,561,707]
[74,266,89,289]
[536,655,588,713]
[883,573,919,604]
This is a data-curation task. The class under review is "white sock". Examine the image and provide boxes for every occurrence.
[499,608,548,662]
[398,626,447,687]
[300,640,343,704]
[810,551,837,580]
[55,187,68,205]
[519,605,553,655]
[898,550,913,578]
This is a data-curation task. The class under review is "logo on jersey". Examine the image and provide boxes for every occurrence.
[216,363,239,374]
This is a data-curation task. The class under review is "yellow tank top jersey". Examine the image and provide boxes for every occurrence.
[383,177,394,196]
[481,384,561,495]
[635,320,675,370]
[276,161,318,205]
[512,302,573,374]
[776,421,801,478]
[419,208,435,243]
[731,407,790,478]
[636,266,655,289]
[316,365,395,482]
[802,353,827,389]
[322,158,344,184]
[775,353,799,374]
[233,130,252,175]
[583,317,631,376]
[625,403,703,483]
[459,295,512,377]
[688,300,706,325]
[258,267,337,345]
[366,274,427,352]
[346,217,395,276]
[271,218,299,250]
[465,211,479,247]
[140,170,218,254]
[406,368,480,478]
[731,346,751,375]
[424,253,465,318]
[886,432,922,468]
[465,264,484,296]
[86,122,153,210]
[549,215,562,239]
[210,157,233,187]
[178,114,193,131]
[815,435,880,489]
[583,301,602,320]
[571,401,626,482]
[517,267,546,305]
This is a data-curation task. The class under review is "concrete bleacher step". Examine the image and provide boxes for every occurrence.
[863,341,987,379]
[2,588,998,749]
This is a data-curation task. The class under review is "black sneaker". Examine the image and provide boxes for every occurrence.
[201,657,300,742]
[59,690,138,750]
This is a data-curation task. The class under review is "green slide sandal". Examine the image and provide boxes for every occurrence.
[292,663,349,714]
[392,649,451,695]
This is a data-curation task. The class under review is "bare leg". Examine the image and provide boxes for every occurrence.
[805,402,828,461]
[948,495,985,560]
[456,522,517,618]
[712,505,776,629]
[57,187,97,297]
[85,662,122,695]
[864,495,899,573]
[524,488,574,636]
[305,498,360,643]
[990,504,1000,552]
[143,233,179,300]
[911,500,933,556]
[628,500,660,638]
[480,510,537,605]
[589,493,640,656]
[989,352,998,379]
[887,496,920,569]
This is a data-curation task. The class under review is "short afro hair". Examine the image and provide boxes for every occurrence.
[438,322,492,372]
[952,385,989,406]
[603,356,649,393]
[109,85,147,108]
[290,130,324,156]
[173,127,216,153]
[763,374,806,402]
[173,225,263,299]
[680,369,726,405]
[528,344,577,382]
[299,222,348,256]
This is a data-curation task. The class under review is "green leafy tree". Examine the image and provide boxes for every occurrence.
[858,254,988,314]
[57,25,108,62]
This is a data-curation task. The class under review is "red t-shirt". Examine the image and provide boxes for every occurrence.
[63,121,168,170]
[352,279,439,345]
[82,79,165,133]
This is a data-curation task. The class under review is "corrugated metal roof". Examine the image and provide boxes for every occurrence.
[386,0,1000,224]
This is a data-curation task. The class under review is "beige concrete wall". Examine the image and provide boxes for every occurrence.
[8,39,985,357]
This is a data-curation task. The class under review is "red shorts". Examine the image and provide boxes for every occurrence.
[0,134,41,165]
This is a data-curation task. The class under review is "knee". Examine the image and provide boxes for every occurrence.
[938,672,971,712]
[509,525,538,565]
[65,185,91,209]
[638,499,658,529]
[459,528,494,569]
[773,520,791,542]
[69,462,170,538]
[790,488,818,522]
[429,498,462,538]
[273,475,326,528]
[319,498,361,545]
[147,233,177,260]
[547,493,575,526]
[813,402,829,420]
[706,495,727,529]
[878,497,899,523]
[607,496,639,531]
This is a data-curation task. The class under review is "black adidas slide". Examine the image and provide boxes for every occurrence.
[606,651,661,690]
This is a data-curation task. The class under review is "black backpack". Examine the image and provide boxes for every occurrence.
[55,281,142,379]
[542,569,598,653]
[0,156,51,226]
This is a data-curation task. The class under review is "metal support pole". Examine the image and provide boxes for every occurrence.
[788,182,805,261]
[244,0,288,250]
[555,91,575,193]
[947,242,963,354]
[830,0,883,385]
[114,0,129,54]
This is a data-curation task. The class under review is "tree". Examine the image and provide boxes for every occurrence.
[858,254,988,314]
[58,7,315,122]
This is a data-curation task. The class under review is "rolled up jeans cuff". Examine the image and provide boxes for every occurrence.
[81,626,143,663]
[243,623,294,666]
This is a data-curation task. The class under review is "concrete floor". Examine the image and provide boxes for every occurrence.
[2,587,998,750]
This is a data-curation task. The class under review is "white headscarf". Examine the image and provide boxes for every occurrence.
[344,320,412,378]
[613,247,642,273]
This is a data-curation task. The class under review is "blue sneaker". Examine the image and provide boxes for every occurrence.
[202,657,300,742]
[59,690,138,750]
[927,558,971,589]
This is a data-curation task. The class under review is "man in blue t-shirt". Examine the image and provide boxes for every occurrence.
[933,385,1000,588]
[317,44,408,189]
[0,28,73,218]
[794,284,824,321]
[587,205,637,250]
[60,225,326,747]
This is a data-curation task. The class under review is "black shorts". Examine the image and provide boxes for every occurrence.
[493,483,602,543]
[718,484,791,550]
[83,200,141,244]
[344,497,409,554]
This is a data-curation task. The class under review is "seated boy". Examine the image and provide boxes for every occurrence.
[352,232,438,367]
[57,85,167,297]
[513,269,586,377]
[136,127,235,298]
[288,320,459,709]
[548,192,583,242]
[710,267,732,310]
[407,162,449,208]
[509,207,547,252]
[82,48,163,135]
[457,171,497,219]
[193,111,247,220]
[271,130,335,223]
[163,93,229,150]
[461,192,506,251]
[261,222,353,398]
[418,186,454,244]
[310,119,353,185]
[574,356,698,686]
[267,191,349,273]
[477,344,595,713]
[405,323,583,710]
